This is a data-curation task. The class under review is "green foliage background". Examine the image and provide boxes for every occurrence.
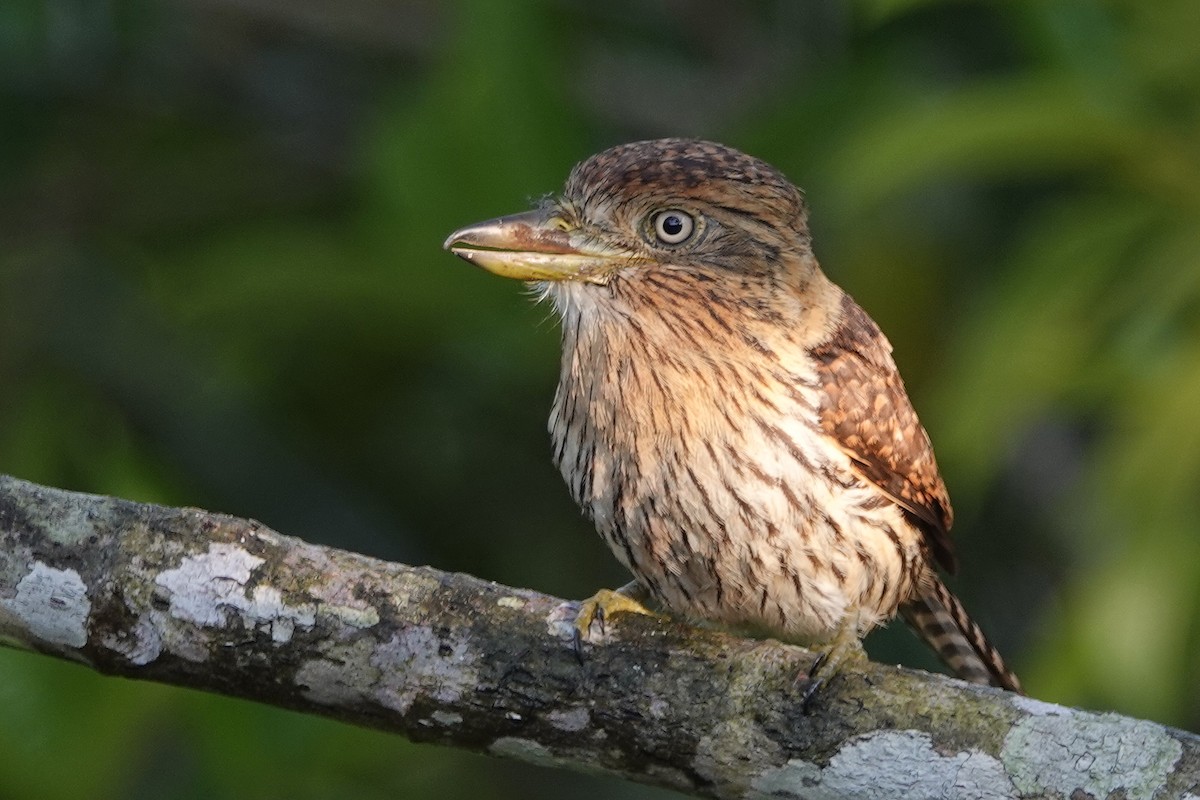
[1,0,1198,797]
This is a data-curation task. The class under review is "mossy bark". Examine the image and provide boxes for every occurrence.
[1,475,1197,799]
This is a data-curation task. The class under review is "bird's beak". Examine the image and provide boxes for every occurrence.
[443,208,631,283]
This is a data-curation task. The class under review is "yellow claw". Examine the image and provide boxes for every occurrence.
[574,584,656,640]
[800,617,868,710]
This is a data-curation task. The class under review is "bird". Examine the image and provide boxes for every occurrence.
[444,138,1021,694]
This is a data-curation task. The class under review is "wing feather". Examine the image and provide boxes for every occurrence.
[809,293,956,572]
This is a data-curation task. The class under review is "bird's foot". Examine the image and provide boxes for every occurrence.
[573,582,656,643]
[797,619,867,713]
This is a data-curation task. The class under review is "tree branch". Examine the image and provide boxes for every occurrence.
[0,474,1195,798]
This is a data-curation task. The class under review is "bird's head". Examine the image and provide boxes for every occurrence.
[444,139,815,295]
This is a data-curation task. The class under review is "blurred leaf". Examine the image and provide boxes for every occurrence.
[0,650,172,800]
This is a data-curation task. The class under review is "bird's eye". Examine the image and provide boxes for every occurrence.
[652,209,694,245]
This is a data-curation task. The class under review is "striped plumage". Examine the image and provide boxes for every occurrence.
[445,138,1020,693]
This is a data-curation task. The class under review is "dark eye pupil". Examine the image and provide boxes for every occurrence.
[662,215,683,235]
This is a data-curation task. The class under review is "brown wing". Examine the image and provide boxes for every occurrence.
[810,293,956,573]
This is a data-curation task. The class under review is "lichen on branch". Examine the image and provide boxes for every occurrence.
[1,475,1196,800]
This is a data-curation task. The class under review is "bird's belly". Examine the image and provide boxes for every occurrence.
[577,433,923,644]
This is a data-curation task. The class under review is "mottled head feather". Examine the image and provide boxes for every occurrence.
[564,139,809,232]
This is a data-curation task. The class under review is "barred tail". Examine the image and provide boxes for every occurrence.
[900,577,1022,693]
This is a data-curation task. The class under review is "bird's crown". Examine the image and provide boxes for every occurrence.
[564,138,807,228]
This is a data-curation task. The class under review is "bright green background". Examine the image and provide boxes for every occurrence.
[2,0,1198,797]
